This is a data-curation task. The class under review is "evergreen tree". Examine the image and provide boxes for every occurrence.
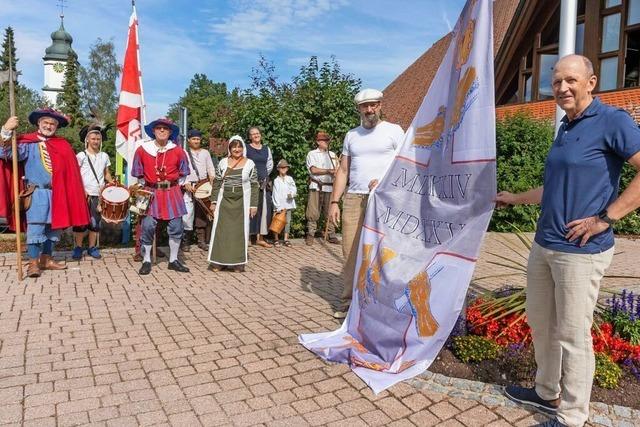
[0,27,18,72]
[57,51,84,128]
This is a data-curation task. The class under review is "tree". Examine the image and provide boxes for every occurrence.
[0,27,17,72]
[57,51,83,126]
[167,74,233,141]
[79,38,120,120]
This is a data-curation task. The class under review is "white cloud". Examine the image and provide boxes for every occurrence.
[209,0,348,51]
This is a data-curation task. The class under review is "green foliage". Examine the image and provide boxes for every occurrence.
[594,353,622,389]
[452,335,502,363]
[491,113,553,232]
[0,27,17,72]
[234,56,361,236]
[167,56,360,236]
[57,52,84,129]
[603,312,640,345]
[0,84,47,134]
[614,163,640,234]
[79,38,120,119]
[167,74,233,141]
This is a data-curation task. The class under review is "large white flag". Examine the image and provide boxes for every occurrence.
[300,0,496,393]
[115,5,147,182]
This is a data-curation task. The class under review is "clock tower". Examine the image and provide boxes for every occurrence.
[42,15,74,106]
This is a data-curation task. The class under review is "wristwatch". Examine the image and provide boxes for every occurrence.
[598,210,617,226]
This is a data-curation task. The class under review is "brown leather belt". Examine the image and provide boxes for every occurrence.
[146,180,179,189]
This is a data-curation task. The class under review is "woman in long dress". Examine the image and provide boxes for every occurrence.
[245,126,274,247]
[207,136,258,272]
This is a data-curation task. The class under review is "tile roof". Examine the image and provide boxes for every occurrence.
[383,0,521,130]
[495,87,640,123]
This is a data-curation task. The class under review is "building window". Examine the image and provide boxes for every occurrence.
[606,0,622,7]
[524,74,533,102]
[538,54,558,99]
[576,22,585,54]
[628,0,640,24]
[625,29,640,86]
[601,57,619,89]
[602,13,622,52]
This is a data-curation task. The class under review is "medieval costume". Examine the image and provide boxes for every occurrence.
[182,129,217,251]
[207,136,258,268]
[0,109,90,277]
[245,139,273,240]
[73,124,112,260]
[131,118,190,275]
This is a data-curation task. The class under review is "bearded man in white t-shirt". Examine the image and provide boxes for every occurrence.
[328,88,404,319]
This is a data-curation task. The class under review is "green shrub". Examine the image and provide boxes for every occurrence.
[491,112,640,234]
[594,353,622,389]
[491,113,552,232]
[452,335,502,363]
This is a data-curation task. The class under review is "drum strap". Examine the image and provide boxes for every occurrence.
[187,148,202,181]
[84,151,102,187]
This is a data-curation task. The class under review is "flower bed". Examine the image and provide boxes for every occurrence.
[428,287,640,409]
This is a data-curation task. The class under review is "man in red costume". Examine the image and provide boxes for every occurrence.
[131,117,190,275]
[0,109,89,277]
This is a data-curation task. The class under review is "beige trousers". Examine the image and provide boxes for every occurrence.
[339,193,368,311]
[306,190,336,238]
[526,242,614,427]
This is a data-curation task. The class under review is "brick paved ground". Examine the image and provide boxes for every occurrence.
[0,232,637,426]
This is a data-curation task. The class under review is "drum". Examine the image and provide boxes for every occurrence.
[100,182,130,224]
[129,187,154,216]
[193,180,215,220]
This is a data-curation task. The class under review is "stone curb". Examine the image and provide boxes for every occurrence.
[406,371,639,427]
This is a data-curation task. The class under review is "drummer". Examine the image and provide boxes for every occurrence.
[182,129,217,252]
[72,124,113,260]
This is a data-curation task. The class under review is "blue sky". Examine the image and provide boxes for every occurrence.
[2,0,466,120]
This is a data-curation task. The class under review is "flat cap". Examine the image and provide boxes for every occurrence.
[354,88,383,105]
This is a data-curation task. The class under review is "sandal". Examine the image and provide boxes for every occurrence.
[273,240,281,247]
[256,240,273,248]
[283,240,292,247]
[209,264,222,272]
[233,265,245,273]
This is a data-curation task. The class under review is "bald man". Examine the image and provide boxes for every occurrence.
[496,54,640,427]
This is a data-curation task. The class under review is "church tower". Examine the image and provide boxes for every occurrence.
[42,14,74,106]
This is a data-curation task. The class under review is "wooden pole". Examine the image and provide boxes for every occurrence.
[7,33,23,281]
[323,150,338,241]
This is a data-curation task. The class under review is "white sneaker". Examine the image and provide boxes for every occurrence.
[333,311,347,319]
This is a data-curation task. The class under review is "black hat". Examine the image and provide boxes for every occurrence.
[79,123,108,142]
[188,129,202,138]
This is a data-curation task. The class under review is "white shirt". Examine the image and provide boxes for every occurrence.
[185,148,216,182]
[306,148,338,192]
[272,175,297,211]
[342,121,404,194]
[77,151,111,196]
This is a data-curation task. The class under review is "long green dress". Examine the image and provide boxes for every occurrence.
[208,166,258,265]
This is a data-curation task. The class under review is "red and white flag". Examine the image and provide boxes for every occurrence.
[116,5,146,176]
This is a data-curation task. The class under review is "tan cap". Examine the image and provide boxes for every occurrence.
[354,88,383,105]
[277,159,290,168]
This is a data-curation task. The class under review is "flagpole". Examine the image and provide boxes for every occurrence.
[555,0,577,133]
[7,32,23,281]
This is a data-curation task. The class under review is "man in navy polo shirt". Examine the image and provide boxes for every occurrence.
[496,54,640,427]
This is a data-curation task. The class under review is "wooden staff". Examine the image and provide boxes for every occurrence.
[323,149,338,241]
[8,33,23,281]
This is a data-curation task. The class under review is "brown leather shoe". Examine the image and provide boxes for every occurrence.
[39,255,67,270]
[305,236,314,246]
[327,236,341,244]
[26,259,41,278]
[133,253,143,262]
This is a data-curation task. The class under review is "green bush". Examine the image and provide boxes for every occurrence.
[452,335,502,363]
[594,353,622,389]
[491,112,640,234]
[491,113,552,232]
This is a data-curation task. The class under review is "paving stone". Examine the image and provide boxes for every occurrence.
[0,238,582,427]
